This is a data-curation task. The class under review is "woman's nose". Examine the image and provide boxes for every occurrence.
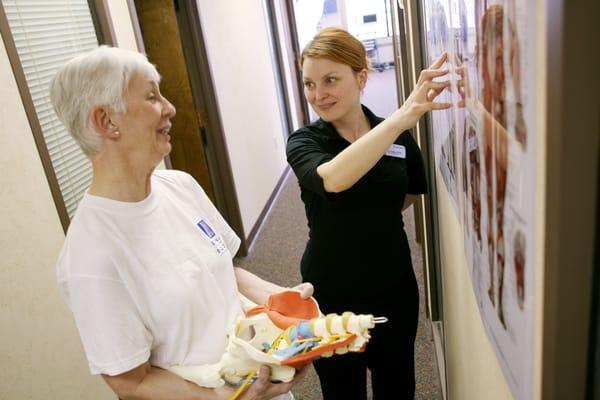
[315,86,328,100]
[162,97,176,118]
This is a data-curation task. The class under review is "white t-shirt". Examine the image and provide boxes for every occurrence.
[57,170,242,376]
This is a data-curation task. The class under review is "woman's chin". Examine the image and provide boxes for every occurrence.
[157,143,172,160]
[317,109,337,122]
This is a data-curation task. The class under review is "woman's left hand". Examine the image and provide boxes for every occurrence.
[290,282,314,299]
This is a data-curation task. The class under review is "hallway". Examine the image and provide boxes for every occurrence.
[234,171,443,399]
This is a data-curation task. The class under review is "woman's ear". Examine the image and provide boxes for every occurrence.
[90,106,120,139]
[357,68,368,90]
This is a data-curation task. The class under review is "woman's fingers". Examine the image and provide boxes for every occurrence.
[426,89,436,102]
[429,101,452,110]
[242,364,310,399]
[429,51,448,69]
[418,67,449,84]
[452,53,463,68]
[250,366,271,392]
[291,365,310,383]
[426,80,451,91]
[291,282,314,299]
[424,81,451,101]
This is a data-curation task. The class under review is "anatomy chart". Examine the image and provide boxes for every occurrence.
[422,0,537,398]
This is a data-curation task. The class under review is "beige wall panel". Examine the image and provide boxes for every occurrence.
[436,168,514,399]
[106,0,138,51]
[0,36,113,399]
[0,2,150,397]
[196,0,289,236]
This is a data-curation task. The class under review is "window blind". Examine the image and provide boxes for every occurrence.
[2,0,99,218]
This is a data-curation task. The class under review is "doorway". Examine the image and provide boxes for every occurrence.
[133,0,215,201]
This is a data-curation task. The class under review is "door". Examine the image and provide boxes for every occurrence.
[133,0,215,201]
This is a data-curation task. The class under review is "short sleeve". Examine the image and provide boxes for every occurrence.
[401,132,428,194]
[59,276,152,376]
[286,129,333,198]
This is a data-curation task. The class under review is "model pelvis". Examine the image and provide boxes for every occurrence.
[168,291,383,390]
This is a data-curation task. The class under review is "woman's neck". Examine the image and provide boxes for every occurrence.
[88,152,155,202]
[332,105,371,143]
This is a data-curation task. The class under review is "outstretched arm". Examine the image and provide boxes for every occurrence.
[317,52,451,193]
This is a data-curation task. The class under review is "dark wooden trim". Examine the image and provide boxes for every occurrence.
[89,0,117,46]
[542,0,600,398]
[245,166,291,254]
[125,0,146,52]
[174,0,247,255]
[407,0,443,322]
[588,157,600,398]
[0,3,71,232]
[405,0,426,249]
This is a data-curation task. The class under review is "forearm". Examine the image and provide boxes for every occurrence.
[104,363,225,400]
[317,111,411,193]
[234,267,286,305]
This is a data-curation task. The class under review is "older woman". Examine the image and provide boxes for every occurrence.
[51,45,310,400]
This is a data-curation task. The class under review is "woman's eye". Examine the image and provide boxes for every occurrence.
[304,82,314,89]
[326,77,337,84]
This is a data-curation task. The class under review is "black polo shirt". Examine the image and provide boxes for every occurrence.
[286,105,427,304]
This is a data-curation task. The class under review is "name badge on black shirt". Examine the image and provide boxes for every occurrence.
[385,144,406,159]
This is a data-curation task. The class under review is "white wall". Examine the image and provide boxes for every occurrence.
[107,0,139,51]
[0,3,144,399]
[196,0,289,236]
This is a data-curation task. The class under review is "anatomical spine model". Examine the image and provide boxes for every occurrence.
[168,291,385,398]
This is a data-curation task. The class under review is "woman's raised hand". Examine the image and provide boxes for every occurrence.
[394,52,452,128]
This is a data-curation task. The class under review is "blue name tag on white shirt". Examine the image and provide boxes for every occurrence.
[197,220,215,238]
[385,144,406,159]
[197,219,227,255]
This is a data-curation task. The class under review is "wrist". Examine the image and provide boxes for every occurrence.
[387,109,411,133]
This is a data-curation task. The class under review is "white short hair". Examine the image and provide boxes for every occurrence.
[49,45,160,156]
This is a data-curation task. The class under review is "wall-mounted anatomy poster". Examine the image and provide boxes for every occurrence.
[422,0,537,398]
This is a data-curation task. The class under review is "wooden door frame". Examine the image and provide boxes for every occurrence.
[543,0,600,398]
